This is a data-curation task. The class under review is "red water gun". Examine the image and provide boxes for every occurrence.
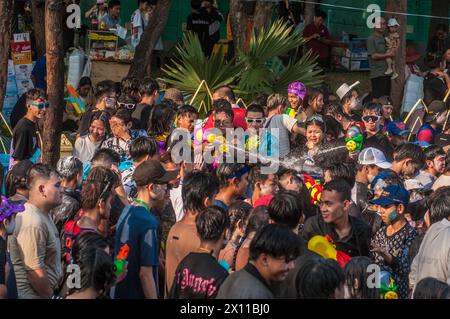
[303,174,323,205]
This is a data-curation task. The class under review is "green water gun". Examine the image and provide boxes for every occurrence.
[345,126,364,152]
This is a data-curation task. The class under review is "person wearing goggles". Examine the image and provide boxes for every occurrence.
[10,89,48,167]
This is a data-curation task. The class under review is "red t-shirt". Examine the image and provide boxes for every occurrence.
[303,23,331,59]
[203,107,248,130]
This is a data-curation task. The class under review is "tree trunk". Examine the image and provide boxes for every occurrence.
[229,0,248,55]
[304,0,318,26]
[32,0,46,57]
[429,0,449,40]
[0,0,13,113]
[385,0,407,113]
[43,0,65,166]
[128,0,172,78]
[253,1,273,33]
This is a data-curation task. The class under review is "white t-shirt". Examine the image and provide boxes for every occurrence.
[264,114,297,158]
[131,9,163,50]
[73,136,102,166]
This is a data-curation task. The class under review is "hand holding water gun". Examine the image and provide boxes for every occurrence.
[345,126,364,152]
[307,235,351,267]
[379,271,399,299]
[65,84,86,115]
[303,174,323,205]
[113,243,129,277]
[194,128,229,154]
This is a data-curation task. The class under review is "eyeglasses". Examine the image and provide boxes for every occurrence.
[117,102,136,110]
[30,102,49,110]
[246,118,265,124]
[362,115,381,123]
[306,114,325,124]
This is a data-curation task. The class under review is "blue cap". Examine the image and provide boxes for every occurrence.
[386,121,410,136]
[370,185,410,207]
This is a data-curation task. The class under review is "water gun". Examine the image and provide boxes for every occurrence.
[303,174,323,205]
[65,84,86,114]
[379,271,399,299]
[113,243,129,277]
[345,125,364,152]
[194,128,229,154]
[307,235,351,268]
[285,107,297,118]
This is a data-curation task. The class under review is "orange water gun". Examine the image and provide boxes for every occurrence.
[65,84,86,114]
[303,174,323,205]
[113,244,129,277]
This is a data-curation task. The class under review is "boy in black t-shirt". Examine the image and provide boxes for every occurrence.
[169,206,230,299]
[10,89,48,168]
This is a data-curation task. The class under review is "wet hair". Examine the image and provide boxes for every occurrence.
[196,205,230,242]
[147,101,176,136]
[78,76,92,88]
[323,178,352,202]
[248,164,272,186]
[26,88,47,105]
[296,257,345,299]
[305,115,326,133]
[129,137,157,161]
[176,105,198,119]
[91,148,121,167]
[56,156,83,181]
[70,232,114,297]
[249,224,300,262]
[393,143,425,167]
[5,159,33,197]
[267,94,289,112]
[268,191,304,229]
[111,107,132,124]
[344,257,379,299]
[363,102,382,116]
[138,77,159,97]
[324,162,356,188]
[182,171,220,212]
[429,186,450,225]
[245,104,265,116]
[216,163,247,188]
[413,277,450,299]
[81,167,117,210]
[304,88,323,109]
[27,164,59,189]
[323,115,342,140]
[227,200,253,238]
[214,86,236,103]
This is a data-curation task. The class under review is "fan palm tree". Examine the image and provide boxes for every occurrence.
[161,19,323,114]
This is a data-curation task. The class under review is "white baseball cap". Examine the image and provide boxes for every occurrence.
[336,81,360,100]
[358,147,392,169]
[387,18,400,27]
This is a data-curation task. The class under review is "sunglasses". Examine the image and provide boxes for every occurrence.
[362,115,381,123]
[30,102,49,110]
[214,120,232,127]
[118,102,136,110]
[246,118,265,124]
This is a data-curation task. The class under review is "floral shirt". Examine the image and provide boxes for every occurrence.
[371,223,417,299]
[101,129,147,162]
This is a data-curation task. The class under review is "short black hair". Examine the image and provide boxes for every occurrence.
[191,0,202,10]
[429,186,450,224]
[95,80,117,102]
[341,91,354,105]
[446,150,450,172]
[248,164,271,186]
[413,277,450,299]
[363,102,382,115]
[245,104,265,116]
[111,107,132,124]
[196,205,230,242]
[91,148,121,167]
[249,224,300,262]
[120,77,139,95]
[428,56,444,70]
[182,171,220,212]
[129,137,157,161]
[268,191,304,229]
[176,105,198,118]
[216,163,247,188]
[323,115,342,140]
[108,0,121,9]
[214,106,234,122]
[315,10,327,19]
[212,98,232,112]
[323,178,352,202]
[324,162,356,188]
[27,164,59,189]
[424,145,445,168]
[393,143,425,167]
[26,88,47,105]
[138,77,159,97]
[296,257,345,299]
